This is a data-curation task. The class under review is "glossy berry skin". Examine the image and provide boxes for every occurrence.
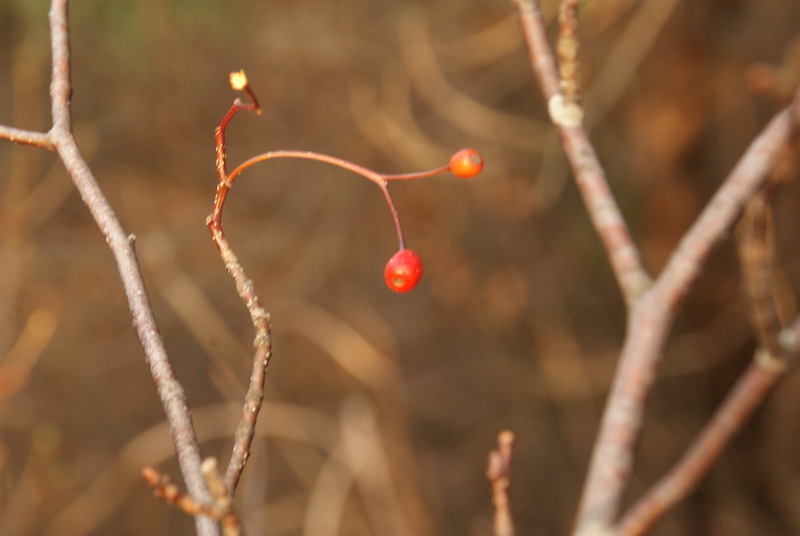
[384,249,423,293]
[449,148,484,179]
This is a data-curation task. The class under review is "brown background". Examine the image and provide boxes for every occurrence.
[2,0,800,534]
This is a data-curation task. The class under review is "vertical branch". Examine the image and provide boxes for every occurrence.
[43,1,217,534]
[738,192,782,356]
[557,0,581,105]
[206,73,271,494]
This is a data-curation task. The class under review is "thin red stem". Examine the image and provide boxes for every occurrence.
[215,98,261,184]
[379,184,407,250]
[210,150,415,251]
[383,164,450,181]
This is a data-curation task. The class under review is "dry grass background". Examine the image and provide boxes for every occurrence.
[2,0,800,534]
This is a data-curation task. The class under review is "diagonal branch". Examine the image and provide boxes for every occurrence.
[614,317,800,536]
[613,354,786,536]
[512,0,651,304]
[0,1,217,534]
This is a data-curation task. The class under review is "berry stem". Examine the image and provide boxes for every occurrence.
[379,183,407,250]
[383,164,450,181]
[209,149,410,250]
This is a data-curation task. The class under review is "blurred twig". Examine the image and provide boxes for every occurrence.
[487,430,515,536]
[0,1,216,534]
[142,460,242,536]
[583,0,680,126]
[0,309,57,405]
[398,8,546,150]
[738,192,782,356]
[557,0,580,106]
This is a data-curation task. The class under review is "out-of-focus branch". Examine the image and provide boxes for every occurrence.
[0,1,217,534]
[614,130,798,536]
[142,460,241,536]
[487,431,516,536]
[613,357,784,536]
[576,102,799,536]
[614,322,799,536]
[511,0,651,305]
[512,1,800,533]
[738,192,782,356]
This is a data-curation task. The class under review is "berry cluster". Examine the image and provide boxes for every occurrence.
[210,70,484,293]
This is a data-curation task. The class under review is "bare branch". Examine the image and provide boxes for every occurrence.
[206,76,272,494]
[575,103,799,534]
[614,344,792,536]
[0,1,220,534]
[512,1,800,532]
[512,0,651,304]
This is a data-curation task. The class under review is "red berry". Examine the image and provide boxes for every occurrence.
[449,148,484,179]
[384,249,423,293]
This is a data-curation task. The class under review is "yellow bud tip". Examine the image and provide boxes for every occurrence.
[229,70,248,90]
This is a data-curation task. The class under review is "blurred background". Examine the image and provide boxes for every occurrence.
[2,0,800,534]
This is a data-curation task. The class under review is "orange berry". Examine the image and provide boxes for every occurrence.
[449,148,484,179]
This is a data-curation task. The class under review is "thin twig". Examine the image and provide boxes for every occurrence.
[487,430,516,536]
[209,220,272,494]
[143,461,242,535]
[0,1,218,534]
[0,125,52,149]
[207,78,272,494]
[202,459,242,536]
[512,0,651,304]
[142,466,220,518]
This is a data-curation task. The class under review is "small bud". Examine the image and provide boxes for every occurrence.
[229,70,248,90]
